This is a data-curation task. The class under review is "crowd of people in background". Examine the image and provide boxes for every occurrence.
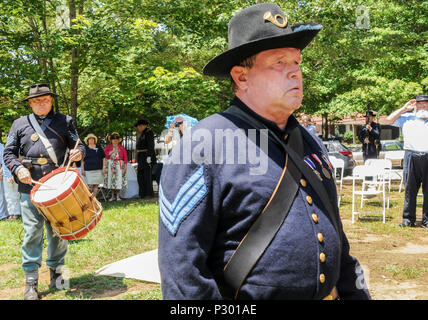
[78,123,158,202]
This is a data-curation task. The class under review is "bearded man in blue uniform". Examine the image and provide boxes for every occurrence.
[3,83,85,300]
[158,3,371,300]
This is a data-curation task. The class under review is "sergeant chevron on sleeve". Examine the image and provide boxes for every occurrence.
[158,3,371,300]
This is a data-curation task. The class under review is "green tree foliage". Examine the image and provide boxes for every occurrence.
[0,0,426,141]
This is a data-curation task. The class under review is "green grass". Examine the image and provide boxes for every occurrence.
[383,264,428,280]
[0,198,161,300]
[1,181,427,300]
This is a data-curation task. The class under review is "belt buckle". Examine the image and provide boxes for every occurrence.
[323,287,339,300]
[37,157,48,165]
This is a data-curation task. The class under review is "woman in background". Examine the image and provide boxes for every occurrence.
[81,133,106,199]
[104,132,127,201]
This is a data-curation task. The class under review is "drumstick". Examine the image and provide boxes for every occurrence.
[62,138,81,183]
[31,180,57,190]
[64,138,81,171]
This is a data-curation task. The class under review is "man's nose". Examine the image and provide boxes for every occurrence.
[288,66,302,79]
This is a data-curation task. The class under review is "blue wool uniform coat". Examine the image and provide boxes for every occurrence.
[3,110,85,194]
[158,97,371,300]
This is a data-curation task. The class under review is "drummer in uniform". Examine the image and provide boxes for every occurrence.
[3,83,85,300]
[158,3,371,300]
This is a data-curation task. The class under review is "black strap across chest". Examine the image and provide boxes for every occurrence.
[222,105,341,299]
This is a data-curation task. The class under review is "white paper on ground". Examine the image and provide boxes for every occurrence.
[94,249,160,283]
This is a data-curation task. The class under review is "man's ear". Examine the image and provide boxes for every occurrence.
[230,66,249,92]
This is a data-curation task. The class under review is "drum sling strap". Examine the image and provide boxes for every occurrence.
[28,114,59,167]
[222,105,341,299]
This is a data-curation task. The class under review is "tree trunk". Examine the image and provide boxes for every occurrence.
[322,113,329,140]
[40,1,60,113]
[69,0,78,123]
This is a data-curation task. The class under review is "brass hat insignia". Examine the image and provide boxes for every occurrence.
[263,11,288,28]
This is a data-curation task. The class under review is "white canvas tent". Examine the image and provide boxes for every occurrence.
[94,249,160,283]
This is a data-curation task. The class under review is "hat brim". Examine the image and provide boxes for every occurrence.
[203,24,322,78]
[108,136,123,143]
[84,135,98,144]
[22,92,57,102]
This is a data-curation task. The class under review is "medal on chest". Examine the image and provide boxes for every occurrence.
[311,153,331,180]
[304,157,323,181]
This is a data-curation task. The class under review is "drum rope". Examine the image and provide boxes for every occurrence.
[70,186,89,226]
[36,207,62,239]
[55,197,79,232]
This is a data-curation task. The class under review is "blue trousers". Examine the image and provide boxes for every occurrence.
[0,179,8,220]
[20,193,68,272]
[402,151,428,224]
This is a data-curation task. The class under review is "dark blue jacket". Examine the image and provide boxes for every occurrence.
[158,97,371,300]
[358,121,381,158]
[3,110,85,194]
[83,145,105,171]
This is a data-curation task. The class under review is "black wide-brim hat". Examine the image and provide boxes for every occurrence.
[203,3,323,78]
[22,83,57,102]
[135,119,148,127]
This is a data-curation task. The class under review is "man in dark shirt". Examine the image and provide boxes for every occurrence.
[3,83,85,300]
[136,119,156,199]
[358,110,381,162]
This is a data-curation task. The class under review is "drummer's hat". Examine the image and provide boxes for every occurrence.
[108,132,123,143]
[84,133,98,145]
[203,3,322,78]
[22,83,57,102]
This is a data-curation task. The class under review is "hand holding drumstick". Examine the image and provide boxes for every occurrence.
[68,141,83,163]
[64,139,82,174]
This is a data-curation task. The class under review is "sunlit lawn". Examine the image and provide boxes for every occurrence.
[1,177,427,300]
[0,198,161,300]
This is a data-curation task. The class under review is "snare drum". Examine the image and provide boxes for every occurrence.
[30,167,103,240]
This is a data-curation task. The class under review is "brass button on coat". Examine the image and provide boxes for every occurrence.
[312,213,318,223]
[317,233,324,243]
[300,179,307,187]
[319,273,326,283]
[306,195,313,205]
[320,252,326,263]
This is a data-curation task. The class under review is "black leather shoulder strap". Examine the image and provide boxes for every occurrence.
[222,105,341,299]
[224,105,340,237]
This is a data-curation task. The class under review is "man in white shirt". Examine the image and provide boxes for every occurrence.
[384,94,428,228]
[301,115,320,137]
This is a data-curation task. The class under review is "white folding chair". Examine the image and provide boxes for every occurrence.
[352,165,386,224]
[364,159,392,208]
[329,156,344,206]
[384,154,404,193]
